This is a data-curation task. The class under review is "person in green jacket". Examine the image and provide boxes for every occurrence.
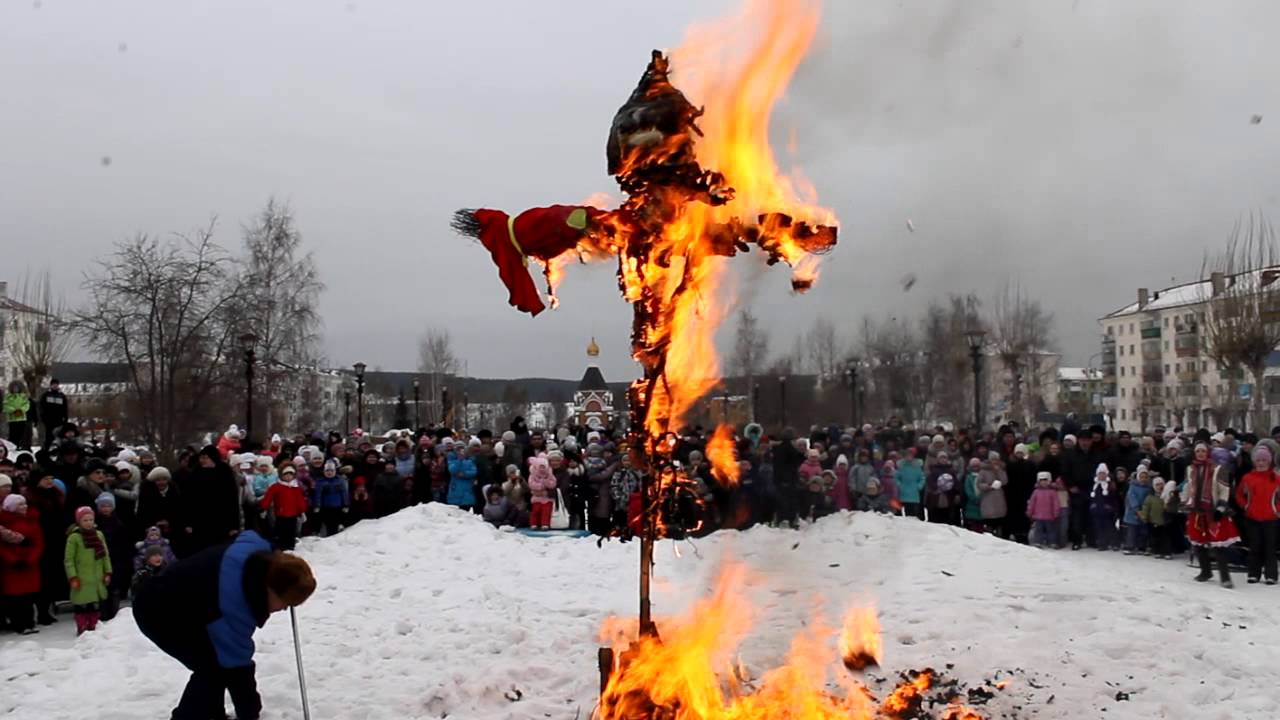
[65,506,112,635]
[3,381,31,448]
[963,457,984,530]
[894,449,926,520]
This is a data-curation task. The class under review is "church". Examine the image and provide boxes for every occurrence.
[573,338,614,429]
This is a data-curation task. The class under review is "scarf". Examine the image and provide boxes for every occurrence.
[1091,478,1110,497]
[1190,460,1214,509]
[79,526,106,559]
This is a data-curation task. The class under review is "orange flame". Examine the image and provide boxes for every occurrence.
[838,607,883,672]
[706,424,741,487]
[882,670,934,716]
[628,0,834,437]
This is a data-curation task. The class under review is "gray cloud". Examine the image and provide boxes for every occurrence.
[2,0,1276,382]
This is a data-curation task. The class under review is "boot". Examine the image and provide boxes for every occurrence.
[1194,547,1213,582]
[1215,548,1233,588]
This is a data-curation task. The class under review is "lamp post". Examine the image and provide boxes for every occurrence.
[965,329,987,430]
[353,362,366,430]
[778,375,788,428]
[343,390,352,435]
[412,379,420,429]
[239,332,257,441]
[845,358,860,428]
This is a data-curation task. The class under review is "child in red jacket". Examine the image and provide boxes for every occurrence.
[261,465,307,550]
[1235,445,1280,585]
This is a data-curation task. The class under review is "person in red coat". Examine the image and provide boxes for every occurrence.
[0,494,44,634]
[1235,445,1280,585]
[261,465,307,551]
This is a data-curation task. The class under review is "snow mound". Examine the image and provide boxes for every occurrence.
[3,505,1277,719]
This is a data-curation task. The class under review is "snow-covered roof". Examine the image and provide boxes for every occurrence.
[1058,367,1100,382]
[1101,265,1280,320]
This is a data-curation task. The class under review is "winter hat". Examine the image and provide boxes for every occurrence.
[547,449,564,462]
[1152,477,1166,493]
[280,465,297,477]
[493,441,505,458]
[504,464,520,477]
[1013,443,1028,457]
[865,477,881,492]
[2,494,25,512]
[968,457,982,469]
[324,459,339,472]
[74,506,95,523]
[468,437,482,448]
[147,467,171,482]
[271,433,282,445]
[117,449,139,464]
[931,434,945,445]
[1211,447,1232,466]
[563,437,579,452]
[586,443,603,457]
[114,460,133,473]
[226,424,242,440]
[1095,463,1109,477]
[587,431,602,443]
[255,455,273,469]
[265,553,317,608]
[836,454,849,467]
[0,474,10,489]
[1063,434,1078,446]
[1036,471,1052,482]
[145,544,167,560]
[95,492,115,509]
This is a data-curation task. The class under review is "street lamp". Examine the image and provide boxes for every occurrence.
[965,328,987,430]
[412,378,420,429]
[845,358,860,428]
[239,332,257,441]
[778,375,788,428]
[353,362,366,430]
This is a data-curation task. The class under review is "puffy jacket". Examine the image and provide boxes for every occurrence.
[261,481,307,519]
[895,460,925,504]
[251,472,277,501]
[1235,469,1280,522]
[3,391,30,423]
[1138,494,1166,526]
[312,474,350,510]
[1123,482,1153,526]
[64,526,112,605]
[0,510,43,596]
[1026,487,1060,521]
[977,470,1007,520]
[446,454,478,507]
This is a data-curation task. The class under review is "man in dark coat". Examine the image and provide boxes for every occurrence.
[133,531,315,720]
[1108,431,1144,475]
[1062,433,1107,549]
[182,447,242,553]
[37,379,69,449]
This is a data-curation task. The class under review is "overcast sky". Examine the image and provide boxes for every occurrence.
[2,0,1277,381]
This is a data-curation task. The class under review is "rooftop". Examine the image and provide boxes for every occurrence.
[1102,265,1280,319]
[1058,367,1101,382]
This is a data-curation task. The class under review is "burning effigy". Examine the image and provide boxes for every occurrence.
[453,0,998,717]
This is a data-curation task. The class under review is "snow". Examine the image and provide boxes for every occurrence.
[4,504,1278,719]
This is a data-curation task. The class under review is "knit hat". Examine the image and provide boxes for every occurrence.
[0,474,10,489]
[95,492,115,508]
[1095,463,1109,476]
[505,464,520,477]
[502,431,516,443]
[280,465,297,477]
[1013,443,1028,457]
[114,460,133,473]
[255,455,273,468]
[1063,434,1078,445]
[493,441,505,458]
[147,466,172,482]
[547,449,564,461]
[1036,471,1052,482]
[265,553,317,607]
[2,494,25,512]
[324,459,339,472]
[271,433,282,445]
[836,454,849,467]
[118,448,139,464]
[74,506,95,522]
[145,544,167,560]
[239,456,254,470]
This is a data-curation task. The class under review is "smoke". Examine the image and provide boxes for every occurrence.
[740,0,1280,364]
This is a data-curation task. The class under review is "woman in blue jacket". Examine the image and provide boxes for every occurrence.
[132,531,315,720]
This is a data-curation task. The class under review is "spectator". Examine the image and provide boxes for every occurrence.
[64,506,112,635]
[260,465,307,550]
[1234,444,1279,585]
[1026,472,1061,548]
[4,381,32,448]
[1184,443,1239,588]
[0,493,43,634]
[312,459,350,536]
[36,379,69,449]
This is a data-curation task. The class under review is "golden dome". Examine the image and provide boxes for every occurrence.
[587,337,600,358]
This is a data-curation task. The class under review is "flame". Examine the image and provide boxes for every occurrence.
[597,568,984,720]
[838,607,882,672]
[706,424,741,487]
[630,0,834,438]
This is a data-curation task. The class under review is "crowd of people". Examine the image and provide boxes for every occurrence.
[2,412,1280,638]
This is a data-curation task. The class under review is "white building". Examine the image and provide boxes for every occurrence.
[1099,269,1280,432]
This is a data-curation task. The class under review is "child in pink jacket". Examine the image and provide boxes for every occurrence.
[527,456,557,530]
[1027,471,1062,548]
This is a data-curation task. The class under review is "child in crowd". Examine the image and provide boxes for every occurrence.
[130,544,168,600]
[64,506,112,635]
[1141,477,1171,559]
[261,465,307,550]
[856,477,893,514]
[895,449,925,520]
[482,486,514,528]
[312,459,351,537]
[1027,471,1061,548]
[831,455,852,511]
[1123,467,1154,555]
[1054,474,1071,549]
[251,455,278,502]
[93,493,132,621]
[1089,464,1120,551]
[527,456,557,530]
[1235,444,1280,585]
[133,525,177,571]
[808,469,835,520]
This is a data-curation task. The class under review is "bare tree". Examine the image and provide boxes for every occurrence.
[417,328,460,424]
[496,382,529,429]
[9,269,73,398]
[859,317,928,425]
[988,282,1055,427]
[920,294,982,426]
[240,199,324,434]
[728,308,769,420]
[1201,213,1280,432]
[73,226,243,455]
[805,316,844,385]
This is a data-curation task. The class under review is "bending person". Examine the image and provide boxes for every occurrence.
[133,530,315,720]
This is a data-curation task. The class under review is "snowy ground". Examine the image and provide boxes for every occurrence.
[3,505,1277,719]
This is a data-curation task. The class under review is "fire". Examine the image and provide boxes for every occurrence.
[838,607,882,672]
[705,424,740,487]
[597,568,986,720]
